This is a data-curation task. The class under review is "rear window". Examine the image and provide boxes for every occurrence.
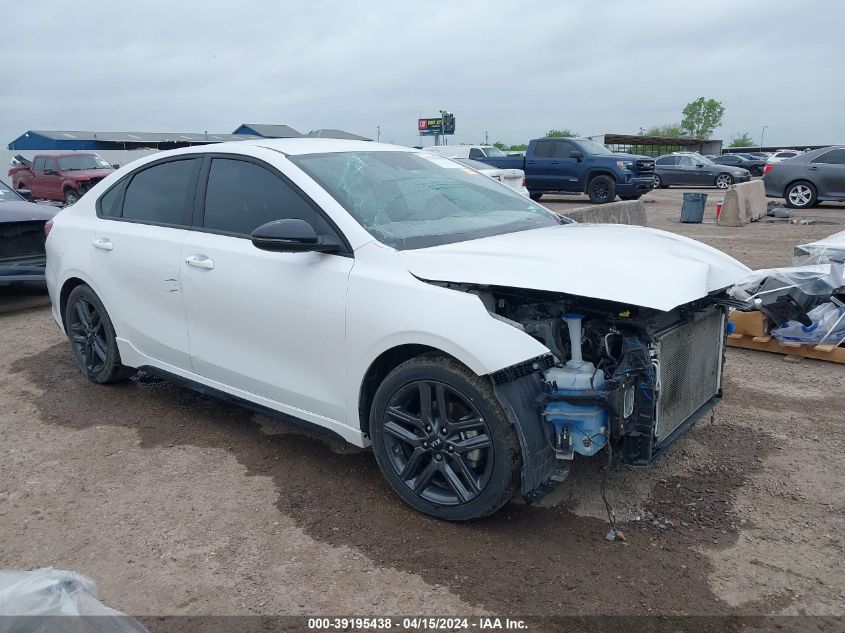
[120,159,197,225]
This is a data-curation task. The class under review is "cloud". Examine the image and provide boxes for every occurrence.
[2,0,843,150]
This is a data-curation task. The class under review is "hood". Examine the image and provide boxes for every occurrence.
[59,168,114,179]
[398,224,750,312]
[0,200,56,223]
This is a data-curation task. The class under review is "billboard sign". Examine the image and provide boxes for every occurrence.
[418,118,443,135]
[418,112,455,136]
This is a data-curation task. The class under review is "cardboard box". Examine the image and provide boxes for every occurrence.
[729,310,769,337]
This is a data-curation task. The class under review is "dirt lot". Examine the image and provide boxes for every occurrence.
[1,186,844,627]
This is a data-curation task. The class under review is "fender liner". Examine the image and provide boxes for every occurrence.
[490,355,557,502]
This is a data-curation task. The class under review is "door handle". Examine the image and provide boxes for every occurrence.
[185,254,214,270]
[808,166,819,171]
[92,238,113,251]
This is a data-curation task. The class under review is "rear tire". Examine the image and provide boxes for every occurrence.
[370,355,521,521]
[653,174,668,189]
[619,194,642,201]
[587,175,616,204]
[784,181,817,209]
[65,285,135,384]
[529,192,543,201]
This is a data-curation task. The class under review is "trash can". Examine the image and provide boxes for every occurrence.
[680,192,708,223]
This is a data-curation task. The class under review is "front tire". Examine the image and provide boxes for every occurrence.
[65,285,135,384]
[64,188,80,206]
[587,175,616,204]
[715,173,734,189]
[370,355,521,521]
[784,181,817,209]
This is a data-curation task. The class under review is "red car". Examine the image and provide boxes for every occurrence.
[9,153,114,206]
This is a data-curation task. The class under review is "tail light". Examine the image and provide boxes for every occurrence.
[44,219,54,237]
[763,164,774,175]
[522,176,527,187]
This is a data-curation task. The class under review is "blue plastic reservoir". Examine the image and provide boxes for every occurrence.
[544,398,607,457]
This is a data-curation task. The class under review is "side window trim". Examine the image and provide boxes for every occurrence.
[95,156,201,228]
[192,153,352,254]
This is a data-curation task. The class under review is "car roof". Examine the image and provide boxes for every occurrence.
[239,138,405,156]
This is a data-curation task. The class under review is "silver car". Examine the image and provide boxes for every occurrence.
[763,146,845,208]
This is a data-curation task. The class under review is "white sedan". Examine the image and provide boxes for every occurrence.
[454,158,529,196]
[45,139,749,520]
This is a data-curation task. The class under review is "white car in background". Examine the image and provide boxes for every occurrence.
[454,158,529,196]
[766,149,803,164]
[426,144,507,160]
[45,139,749,521]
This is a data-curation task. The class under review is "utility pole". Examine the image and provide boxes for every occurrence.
[484,131,488,144]
[376,125,381,142]
[760,125,767,151]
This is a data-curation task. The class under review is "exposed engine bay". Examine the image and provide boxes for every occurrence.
[440,283,731,499]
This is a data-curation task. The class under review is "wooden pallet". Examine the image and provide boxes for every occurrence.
[727,333,845,364]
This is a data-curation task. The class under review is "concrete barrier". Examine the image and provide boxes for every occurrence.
[560,199,647,226]
[716,179,767,227]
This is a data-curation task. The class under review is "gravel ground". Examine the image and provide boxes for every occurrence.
[1,187,843,626]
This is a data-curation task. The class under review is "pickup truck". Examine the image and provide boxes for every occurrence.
[478,137,655,204]
[9,153,115,206]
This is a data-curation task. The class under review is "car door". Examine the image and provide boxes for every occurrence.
[808,149,845,198]
[90,157,199,370]
[675,156,701,185]
[525,140,558,191]
[550,140,581,191]
[43,157,63,200]
[655,156,677,184]
[29,156,46,198]
[180,155,354,422]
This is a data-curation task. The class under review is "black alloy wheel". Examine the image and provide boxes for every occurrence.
[68,296,108,375]
[65,284,135,383]
[370,355,521,520]
[382,380,494,506]
[587,174,616,203]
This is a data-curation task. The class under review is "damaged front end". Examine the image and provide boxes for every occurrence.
[477,286,730,502]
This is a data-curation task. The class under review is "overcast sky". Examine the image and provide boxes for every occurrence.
[3,0,844,151]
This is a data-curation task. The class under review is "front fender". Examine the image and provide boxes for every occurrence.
[345,243,550,428]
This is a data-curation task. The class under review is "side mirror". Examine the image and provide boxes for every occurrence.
[251,218,342,254]
[696,163,704,168]
[569,150,583,161]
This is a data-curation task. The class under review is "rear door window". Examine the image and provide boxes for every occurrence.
[656,156,676,166]
[812,149,845,165]
[201,158,334,237]
[33,157,45,172]
[468,148,484,159]
[533,141,554,158]
[120,158,198,226]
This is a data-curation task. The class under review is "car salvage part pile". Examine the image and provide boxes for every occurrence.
[727,251,845,362]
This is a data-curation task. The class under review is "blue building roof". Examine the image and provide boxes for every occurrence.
[8,130,262,151]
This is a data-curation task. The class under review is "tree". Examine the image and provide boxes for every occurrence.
[729,132,754,148]
[492,141,508,151]
[680,97,725,139]
[508,143,528,151]
[545,129,577,138]
[639,123,684,138]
